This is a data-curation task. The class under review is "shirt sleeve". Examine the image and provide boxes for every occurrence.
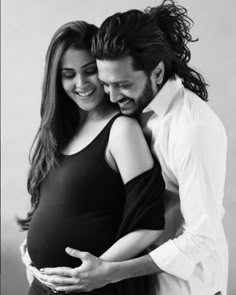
[149,123,227,280]
[116,163,165,240]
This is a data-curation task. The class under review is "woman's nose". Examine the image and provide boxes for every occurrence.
[75,74,87,88]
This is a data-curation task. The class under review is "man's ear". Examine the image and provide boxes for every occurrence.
[151,61,165,86]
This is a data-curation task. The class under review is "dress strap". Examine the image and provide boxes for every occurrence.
[96,113,123,151]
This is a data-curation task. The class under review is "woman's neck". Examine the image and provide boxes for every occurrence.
[78,101,118,125]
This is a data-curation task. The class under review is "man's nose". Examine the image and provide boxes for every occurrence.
[109,86,121,103]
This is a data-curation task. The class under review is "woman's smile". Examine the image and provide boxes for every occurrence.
[74,88,96,98]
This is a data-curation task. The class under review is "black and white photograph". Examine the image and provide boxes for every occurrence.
[2,0,236,294]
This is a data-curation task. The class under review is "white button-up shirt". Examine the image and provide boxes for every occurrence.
[142,77,228,295]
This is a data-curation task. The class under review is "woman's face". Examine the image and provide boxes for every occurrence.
[61,47,105,112]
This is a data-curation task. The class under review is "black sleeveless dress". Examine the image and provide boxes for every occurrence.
[27,114,165,295]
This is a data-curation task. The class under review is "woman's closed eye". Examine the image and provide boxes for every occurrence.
[84,67,98,75]
[61,70,75,79]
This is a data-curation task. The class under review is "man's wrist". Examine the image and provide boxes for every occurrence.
[104,261,123,284]
[105,254,162,284]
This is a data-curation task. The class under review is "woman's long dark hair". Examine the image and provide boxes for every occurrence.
[92,0,208,100]
[17,21,98,230]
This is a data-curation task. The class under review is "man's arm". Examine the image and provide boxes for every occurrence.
[106,252,162,283]
[100,229,162,262]
[149,123,227,279]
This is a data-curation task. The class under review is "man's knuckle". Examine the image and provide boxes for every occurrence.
[74,277,80,284]
[82,251,89,258]
[60,271,65,276]
[84,272,89,279]
[70,249,76,256]
[71,269,78,277]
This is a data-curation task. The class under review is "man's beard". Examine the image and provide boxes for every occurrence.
[119,77,154,118]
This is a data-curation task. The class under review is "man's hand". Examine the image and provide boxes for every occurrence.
[40,248,111,293]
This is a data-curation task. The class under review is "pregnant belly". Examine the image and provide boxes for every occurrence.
[27,210,121,269]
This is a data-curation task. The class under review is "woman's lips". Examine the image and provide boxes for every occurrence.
[75,88,95,98]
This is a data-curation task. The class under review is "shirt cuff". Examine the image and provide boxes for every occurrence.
[149,239,195,280]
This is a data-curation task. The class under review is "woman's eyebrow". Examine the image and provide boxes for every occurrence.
[61,61,96,71]
[81,61,96,69]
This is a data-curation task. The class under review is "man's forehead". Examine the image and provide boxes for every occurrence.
[96,57,135,82]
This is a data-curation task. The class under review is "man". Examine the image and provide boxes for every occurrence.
[27,1,228,294]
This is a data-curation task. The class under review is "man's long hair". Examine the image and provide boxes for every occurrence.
[17,21,98,230]
[92,0,208,101]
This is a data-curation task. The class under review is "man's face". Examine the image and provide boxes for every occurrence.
[97,56,155,116]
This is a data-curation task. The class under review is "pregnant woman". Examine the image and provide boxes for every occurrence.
[18,21,165,295]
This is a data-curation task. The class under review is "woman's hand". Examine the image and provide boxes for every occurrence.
[20,238,31,267]
[19,239,55,289]
[20,238,34,285]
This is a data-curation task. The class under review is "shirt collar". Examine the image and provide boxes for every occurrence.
[143,76,183,117]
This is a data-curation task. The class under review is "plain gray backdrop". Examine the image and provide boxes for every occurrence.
[2,0,236,294]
